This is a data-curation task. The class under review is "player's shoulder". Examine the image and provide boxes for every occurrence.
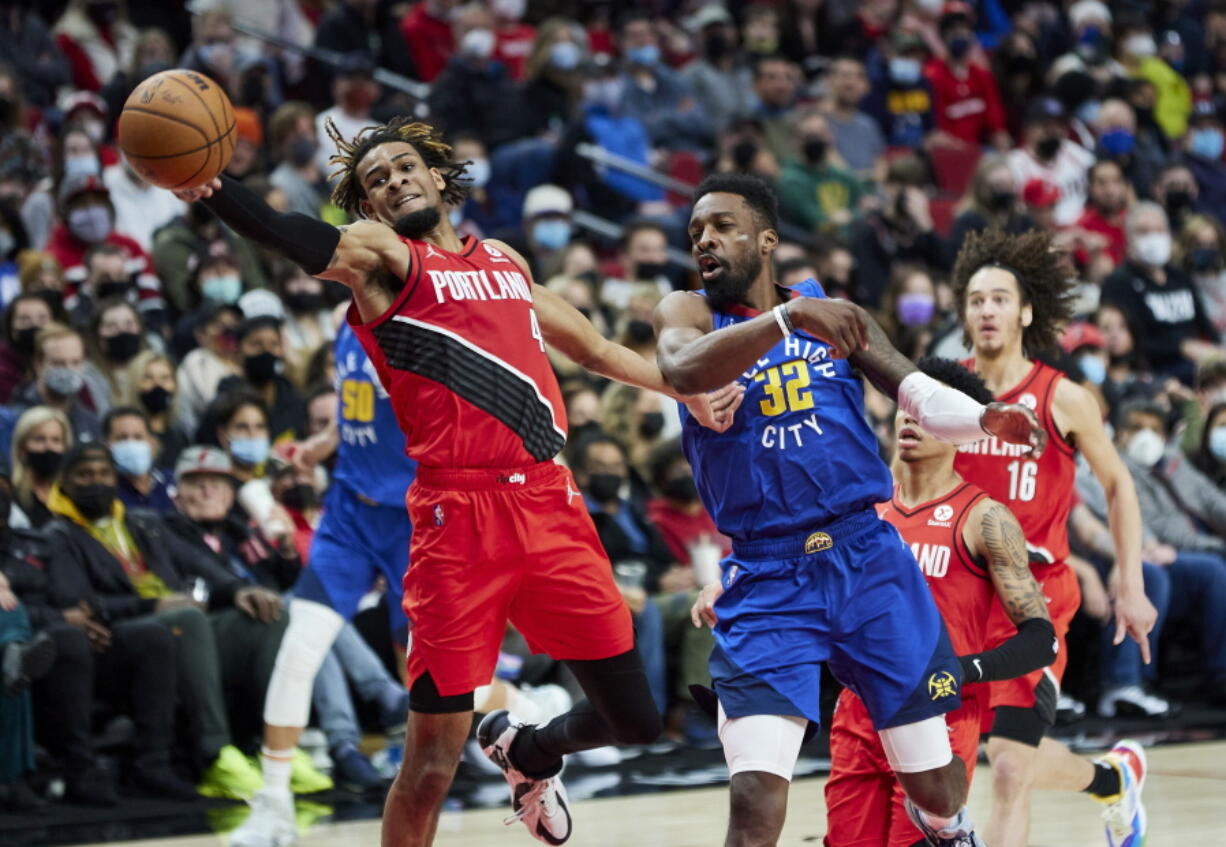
[655,289,714,330]
[1050,371,1094,417]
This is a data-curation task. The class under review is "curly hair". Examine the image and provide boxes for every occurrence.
[951,227,1076,356]
[325,117,470,218]
[917,357,996,404]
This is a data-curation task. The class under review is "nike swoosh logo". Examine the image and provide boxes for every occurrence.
[972,658,982,680]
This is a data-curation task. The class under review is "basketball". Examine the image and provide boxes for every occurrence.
[117,68,236,190]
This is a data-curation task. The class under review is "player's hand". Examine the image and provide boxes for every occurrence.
[235,586,283,622]
[1110,584,1158,664]
[980,401,1047,457]
[690,581,724,628]
[788,298,869,359]
[171,177,222,202]
[684,382,745,432]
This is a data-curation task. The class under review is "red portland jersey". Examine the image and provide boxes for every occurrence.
[876,482,993,657]
[954,360,1075,564]
[349,235,567,469]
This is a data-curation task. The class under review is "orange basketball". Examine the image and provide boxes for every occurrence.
[117,69,236,190]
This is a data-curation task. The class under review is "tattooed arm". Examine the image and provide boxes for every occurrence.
[957,499,1056,683]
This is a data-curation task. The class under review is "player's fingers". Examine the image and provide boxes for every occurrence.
[1137,628,1152,664]
[691,603,703,628]
[1113,614,1126,646]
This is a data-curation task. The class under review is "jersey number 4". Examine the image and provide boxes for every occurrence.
[1007,459,1037,502]
[755,361,815,417]
[529,309,545,352]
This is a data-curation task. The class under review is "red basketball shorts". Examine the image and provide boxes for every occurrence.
[825,687,985,847]
[402,461,633,696]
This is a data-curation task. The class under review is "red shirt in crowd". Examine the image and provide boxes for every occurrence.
[44,225,164,317]
[495,22,536,81]
[1075,205,1127,266]
[645,497,731,565]
[400,3,455,82]
[924,58,1007,146]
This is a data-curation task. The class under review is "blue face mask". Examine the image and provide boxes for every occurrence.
[1077,100,1102,126]
[1210,426,1226,462]
[1099,128,1135,157]
[111,438,153,477]
[202,274,242,304]
[889,57,922,85]
[550,41,581,70]
[229,436,270,467]
[1190,128,1225,161]
[532,219,572,251]
[1078,353,1107,386]
[626,44,660,67]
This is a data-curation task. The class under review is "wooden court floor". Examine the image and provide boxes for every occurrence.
[91,741,1226,847]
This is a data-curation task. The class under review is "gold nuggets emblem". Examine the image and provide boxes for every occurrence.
[928,671,958,700]
[804,532,833,554]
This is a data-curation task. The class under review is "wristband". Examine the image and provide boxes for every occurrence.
[773,303,794,338]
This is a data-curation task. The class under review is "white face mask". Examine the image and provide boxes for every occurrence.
[1125,427,1166,467]
[461,28,496,60]
[1133,231,1171,267]
[1124,33,1157,58]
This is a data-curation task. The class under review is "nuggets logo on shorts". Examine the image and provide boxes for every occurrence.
[804,532,834,554]
[927,670,958,700]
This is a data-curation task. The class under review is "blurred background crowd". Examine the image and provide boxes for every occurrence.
[1,0,1226,822]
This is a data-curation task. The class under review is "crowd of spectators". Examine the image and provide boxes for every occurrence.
[1,0,1226,821]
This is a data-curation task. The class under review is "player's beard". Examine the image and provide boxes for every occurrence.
[704,251,763,312]
[392,205,442,240]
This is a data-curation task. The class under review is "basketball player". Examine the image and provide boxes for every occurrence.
[173,118,742,847]
[656,173,1047,847]
[823,356,1058,847]
[951,228,1157,847]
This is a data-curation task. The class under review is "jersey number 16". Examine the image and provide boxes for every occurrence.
[1007,459,1037,502]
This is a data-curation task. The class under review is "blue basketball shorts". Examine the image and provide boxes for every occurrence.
[711,509,962,730]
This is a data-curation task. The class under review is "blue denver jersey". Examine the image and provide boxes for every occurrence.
[332,321,417,506]
[679,279,891,541]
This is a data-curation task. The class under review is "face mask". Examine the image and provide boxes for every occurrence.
[12,326,37,356]
[1209,426,1226,462]
[1078,353,1107,385]
[532,219,572,251]
[140,384,172,414]
[1133,231,1171,267]
[1124,34,1157,58]
[43,366,84,397]
[102,331,141,363]
[1099,128,1135,157]
[449,207,463,227]
[627,44,660,67]
[732,140,758,170]
[889,57,922,85]
[661,475,697,502]
[111,438,153,477]
[202,274,242,303]
[491,0,526,19]
[465,157,491,188]
[1189,129,1225,161]
[1189,247,1222,272]
[550,41,581,70]
[803,137,828,164]
[67,205,112,243]
[987,189,1014,211]
[96,277,131,300]
[634,261,670,281]
[638,411,665,439]
[1164,188,1193,218]
[288,136,317,167]
[243,350,282,384]
[1076,100,1102,125]
[461,28,496,60]
[229,436,270,467]
[1036,135,1062,161]
[26,449,63,479]
[63,155,100,180]
[1125,427,1166,467]
[585,77,625,111]
[285,291,325,313]
[897,292,936,326]
[71,483,116,520]
[946,35,972,60]
[704,32,730,61]
[280,482,319,512]
[586,472,623,502]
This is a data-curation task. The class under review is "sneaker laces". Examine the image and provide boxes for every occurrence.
[1100,771,1135,840]
[502,780,546,826]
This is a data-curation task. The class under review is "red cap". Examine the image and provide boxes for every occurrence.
[1021,178,1061,208]
[234,107,263,147]
[1061,321,1106,354]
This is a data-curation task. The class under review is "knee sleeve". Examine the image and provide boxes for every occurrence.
[878,716,954,774]
[717,702,807,782]
[990,705,1048,747]
[263,599,345,727]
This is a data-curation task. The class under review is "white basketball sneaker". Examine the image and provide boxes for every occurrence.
[903,800,986,847]
[477,709,573,845]
[229,786,296,847]
[1097,739,1148,847]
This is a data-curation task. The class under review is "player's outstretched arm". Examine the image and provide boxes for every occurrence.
[958,498,1055,685]
[1053,378,1157,661]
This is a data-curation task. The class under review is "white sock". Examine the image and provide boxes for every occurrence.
[917,805,969,834]
[261,746,294,792]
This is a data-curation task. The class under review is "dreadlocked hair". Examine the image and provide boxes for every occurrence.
[326,116,470,218]
[951,227,1076,356]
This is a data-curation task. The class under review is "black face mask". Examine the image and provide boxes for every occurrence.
[803,137,828,165]
[1189,247,1223,272]
[11,326,37,357]
[284,291,325,314]
[661,475,697,502]
[280,483,318,512]
[102,331,141,363]
[140,384,172,414]
[288,136,317,168]
[570,420,602,444]
[638,411,665,439]
[26,449,62,479]
[1006,53,1037,77]
[586,472,623,503]
[704,32,730,61]
[1036,135,1062,161]
[1164,188,1193,217]
[95,278,131,300]
[946,35,972,59]
[244,351,281,384]
[626,319,655,344]
[987,189,1015,211]
[635,261,670,281]
[732,140,758,171]
[71,483,116,520]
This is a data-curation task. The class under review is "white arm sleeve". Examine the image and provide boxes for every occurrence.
[898,371,989,445]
